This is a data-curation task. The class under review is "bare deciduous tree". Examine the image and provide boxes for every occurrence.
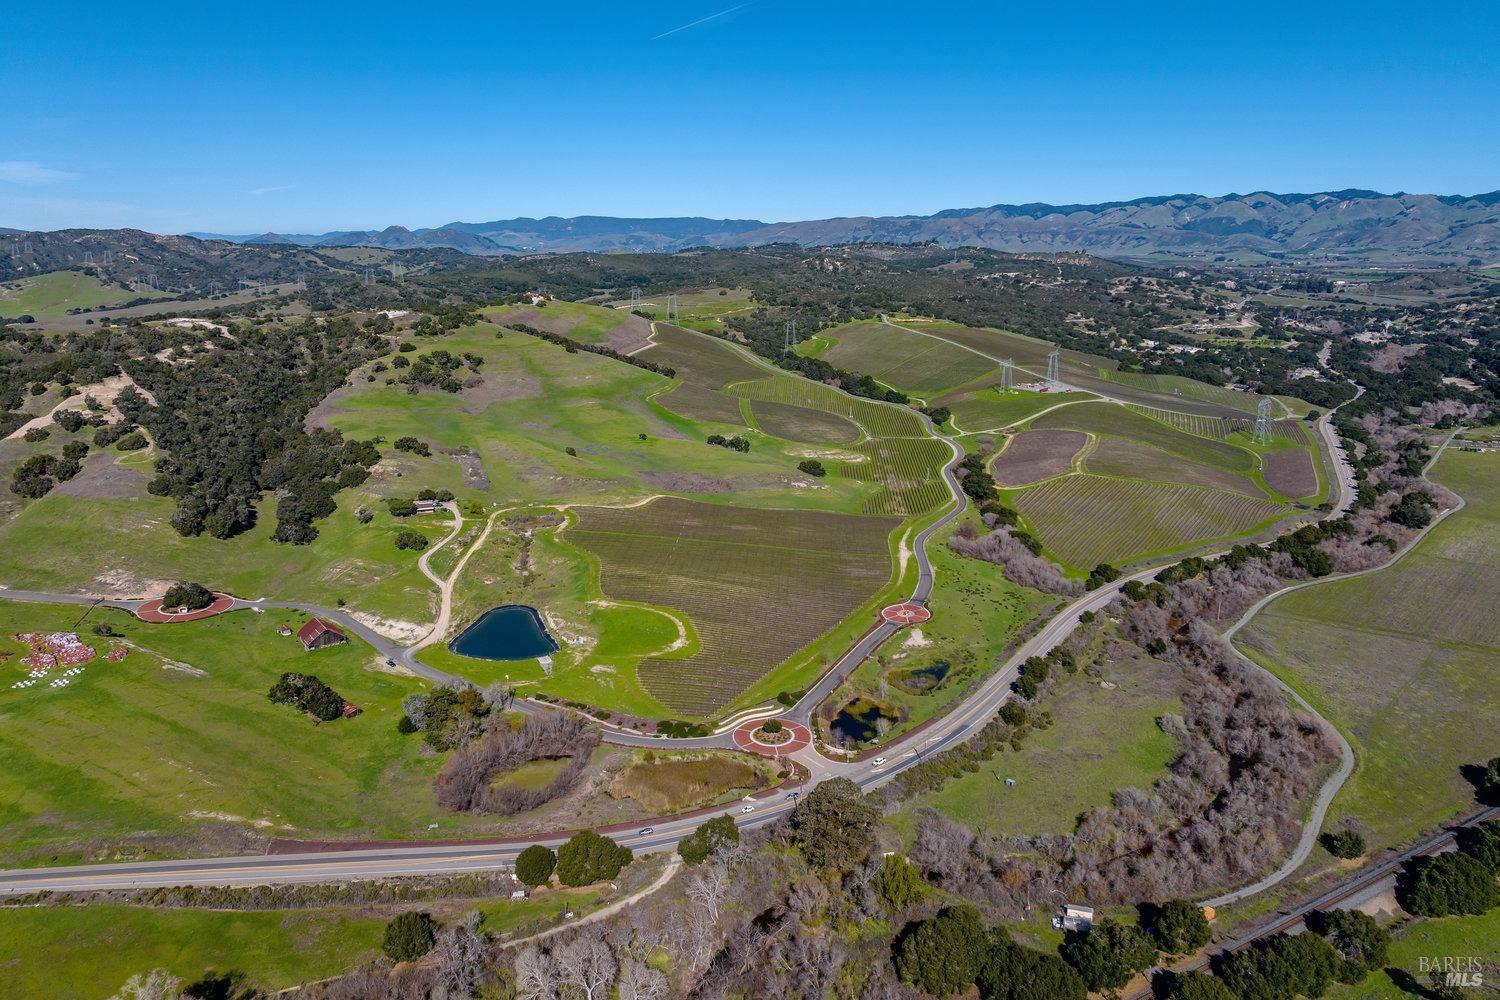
[685,855,732,925]
[616,959,669,1000]
[111,970,184,1000]
[553,936,617,1000]
[514,944,561,1000]
[430,910,486,1000]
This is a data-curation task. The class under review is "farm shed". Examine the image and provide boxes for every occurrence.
[297,617,348,651]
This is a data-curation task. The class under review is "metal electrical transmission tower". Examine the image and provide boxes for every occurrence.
[783,320,797,352]
[629,288,642,310]
[1045,349,1061,387]
[1253,397,1274,445]
[666,294,680,323]
[999,358,1015,393]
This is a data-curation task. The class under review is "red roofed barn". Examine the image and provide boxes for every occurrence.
[297,617,348,651]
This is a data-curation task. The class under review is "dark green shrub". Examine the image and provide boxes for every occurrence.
[515,844,557,887]
[395,530,428,551]
[162,581,215,610]
[381,911,436,963]
[677,815,739,865]
[895,905,987,997]
[1142,899,1211,954]
[1321,829,1366,859]
[556,830,631,886]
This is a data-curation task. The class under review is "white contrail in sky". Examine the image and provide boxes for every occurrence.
[651,2,753,40]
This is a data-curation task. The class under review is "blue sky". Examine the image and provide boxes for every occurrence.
[3,1,1497,233]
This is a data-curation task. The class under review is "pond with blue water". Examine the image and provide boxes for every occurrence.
[449,605,559,661]
[829,696,903,745]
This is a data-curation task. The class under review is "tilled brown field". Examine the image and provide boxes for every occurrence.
[991,429,1087,486]
[1263,448,1320,498]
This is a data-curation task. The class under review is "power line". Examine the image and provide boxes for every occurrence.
[1253,397,1273,445]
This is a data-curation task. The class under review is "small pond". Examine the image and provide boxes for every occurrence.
[889,659,952,695]
[449,604,559,661]
[829,697,902,746]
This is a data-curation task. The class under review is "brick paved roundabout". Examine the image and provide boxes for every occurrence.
[879,601,931,626]
[135,593,235,623]
[732,718,811,756]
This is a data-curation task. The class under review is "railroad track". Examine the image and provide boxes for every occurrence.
[1121,804,1500,997]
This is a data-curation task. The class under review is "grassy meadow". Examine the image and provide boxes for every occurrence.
[0,270,170,320]
[891,646,1184,838]
[0,603,481,864]
[1237,448,1500,850]
[0,891,603,1000]
[1322,910,1500,1000]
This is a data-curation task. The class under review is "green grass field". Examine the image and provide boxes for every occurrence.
[1105,370,1265,415]
[564,497,901,716]
[1237,449,1500,850]
[654,381,747,425]
[637,322,767,388]
[893,317,1299,419]
[1083,437,1265,497]
[318,323,865,514]
[0,270,170,320]
[1325,910,1500,1000]
[735,374,927,437]
[0,487,449,623]
[0,891,602,1000]
[893,648,1183,837]
[0,603,514,864]
[942,389,1091,432]
[815,320,996,397]
[637,288,757,331]
[748,397,862,445]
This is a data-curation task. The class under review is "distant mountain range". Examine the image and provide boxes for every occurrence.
[186,190,1500,262]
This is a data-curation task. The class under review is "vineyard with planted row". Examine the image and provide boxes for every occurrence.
[1125,403,1310,446]
[837,437,954,517]
[566,498,900,716]
[1014,474,1287,569]
[733,375,927,438]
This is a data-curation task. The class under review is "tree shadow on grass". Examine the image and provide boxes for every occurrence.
[185,970,256,1000]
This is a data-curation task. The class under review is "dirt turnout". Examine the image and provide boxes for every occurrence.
[991,429,1087,486]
